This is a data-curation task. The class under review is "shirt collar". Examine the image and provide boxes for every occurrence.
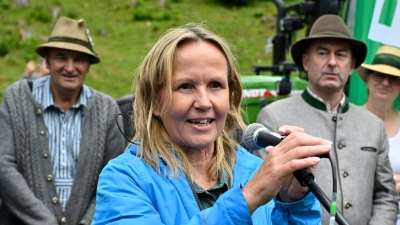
[302,87,349,113]
[193,170,230,193]
[36,76,91,110]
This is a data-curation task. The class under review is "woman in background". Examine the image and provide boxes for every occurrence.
[357,45,400,225]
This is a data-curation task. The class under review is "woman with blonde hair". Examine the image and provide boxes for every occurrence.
[92,24,331,224]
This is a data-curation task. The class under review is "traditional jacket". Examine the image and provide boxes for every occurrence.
[0,80,125,225]
[92,143,322,225]
[254,90,399,225]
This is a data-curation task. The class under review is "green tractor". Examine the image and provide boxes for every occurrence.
[117,0,399,141]
[240,0,400,123]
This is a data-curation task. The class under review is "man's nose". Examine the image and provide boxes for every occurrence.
[64,59,75,72]
[327,53,337,67]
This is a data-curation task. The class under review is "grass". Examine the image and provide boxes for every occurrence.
[0,0,299,100]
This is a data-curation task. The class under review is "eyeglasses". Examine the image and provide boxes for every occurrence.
[370,72,400,86]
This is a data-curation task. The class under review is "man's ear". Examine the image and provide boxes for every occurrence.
[45,57,50,68]
[302,54,309,72]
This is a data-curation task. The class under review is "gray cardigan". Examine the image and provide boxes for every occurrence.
[0,80,125,225]
[254,90,399,225]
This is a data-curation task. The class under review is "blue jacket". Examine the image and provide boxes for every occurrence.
[92,143,322,225]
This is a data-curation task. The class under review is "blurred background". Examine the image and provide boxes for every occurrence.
[0,0,288,100]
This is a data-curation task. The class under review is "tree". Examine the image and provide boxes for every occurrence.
[160,0,167,8]
[13,0,29,8]
[130,0,136,10]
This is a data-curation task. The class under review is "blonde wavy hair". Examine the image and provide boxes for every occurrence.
[132,23,245,184]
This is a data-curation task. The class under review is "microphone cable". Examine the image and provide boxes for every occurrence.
[242,123,350,225]
[295,153,350,225]
[116,113,135,144]
[328,154,338,225]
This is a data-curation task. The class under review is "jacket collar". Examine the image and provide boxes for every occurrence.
[301,89,349,113]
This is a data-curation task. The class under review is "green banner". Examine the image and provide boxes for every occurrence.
[349,0,400,108]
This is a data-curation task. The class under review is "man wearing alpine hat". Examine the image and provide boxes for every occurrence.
[253,14,398,224]
[0,17,124,224]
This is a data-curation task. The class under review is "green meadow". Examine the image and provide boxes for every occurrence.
[0,0,299,100]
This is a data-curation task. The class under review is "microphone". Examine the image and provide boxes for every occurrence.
[242,123,329,157]
[241,123,315,186]
[241,123,284,151]
[242,123,350,225]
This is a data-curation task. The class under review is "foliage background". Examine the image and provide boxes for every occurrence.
[0,0,298,100]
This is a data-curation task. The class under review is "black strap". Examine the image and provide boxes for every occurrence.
[188,180,204,211]
[28,80,33,91]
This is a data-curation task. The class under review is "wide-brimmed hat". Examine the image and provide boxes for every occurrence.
[36,16,100,64]
[356,45,400,82]
[291,14,367,70]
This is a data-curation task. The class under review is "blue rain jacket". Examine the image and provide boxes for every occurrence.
[92,143,321,225]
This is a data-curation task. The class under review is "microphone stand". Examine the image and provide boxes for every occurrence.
[294,170,351,225]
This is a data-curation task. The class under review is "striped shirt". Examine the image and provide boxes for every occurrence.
[32,76,92,210]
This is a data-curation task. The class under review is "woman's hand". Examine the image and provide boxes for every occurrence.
[241,125,331,214]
